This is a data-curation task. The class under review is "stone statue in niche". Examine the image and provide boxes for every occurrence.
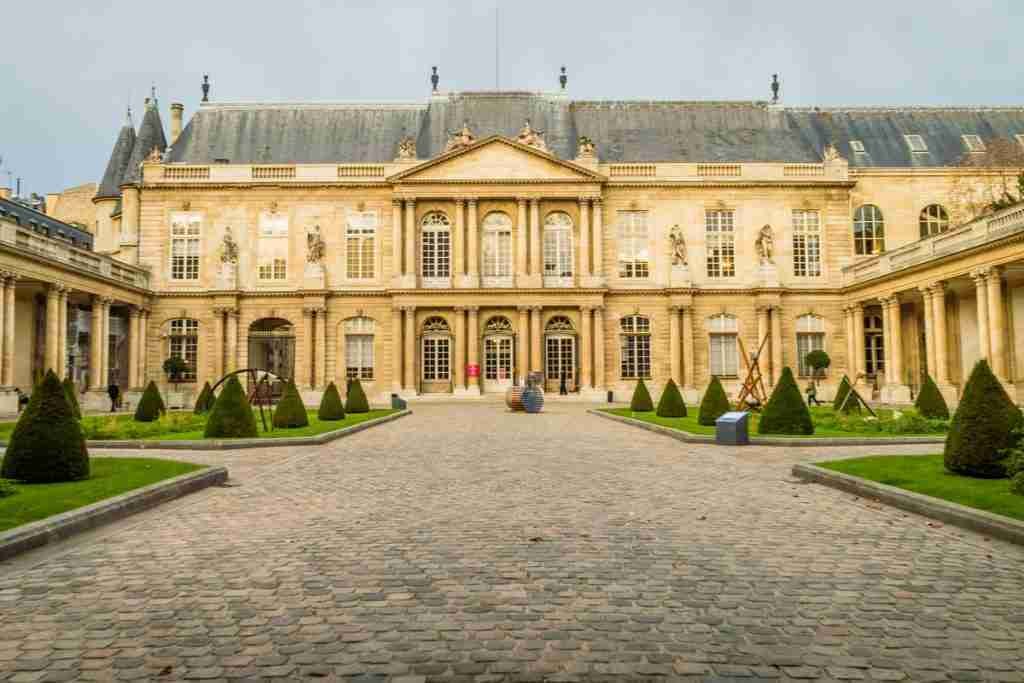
[576,135,597,158]
[516,120,548,151]
[219,226,239,264]
[444,121,476,152]
[306,224,325,264]
[668,225,687,266]
[755,224,775,264]
[397,136,417,161]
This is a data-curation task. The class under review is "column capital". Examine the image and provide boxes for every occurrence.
[581,304,596,312]
[127,305,141,318]
[47,282,67,296]
[529,305,544,312]
[0,271,18,282]
[466,197,478,207]
[400,304,417,313]
[929,280,946,295]
[516,197,528,206]
[454,197,466,207]
[392,198,403,207]
[212,305,237,315]
[404,197,416,207]
[517,305,531,312]
[303,305,327,315]
[971,267,992,282]
[590,196,603,206]
[592,305,605,314]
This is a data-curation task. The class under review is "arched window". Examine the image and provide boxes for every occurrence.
[708,314,739,377]
[545,315,576,387]
[421,212,451,285]
[483,317,513,383]
[620,315,651,379]
[543,212,574,285]
[344,317,375,381]
[168,319,198,382]
[484,316,513,334]
[421,316,450,381]
[545,315,575,333]
[919,204,949,238]
[795,314,826,377]
[853,205,885,255]
[481,212,513,286]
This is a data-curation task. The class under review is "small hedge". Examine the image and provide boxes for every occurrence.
[915,374,949,420]
[832,375,852,410]
[62,376,82,419]
[944,359,1022,478]
[134,381,166,422]
[630,379,654,412]
[193,381,215,414]
[204,375,258,438]
[758,367,814,435]
[318,382,345,421]
[1,370,89,483]
[655,378,687,418]
[345,378,370,414]
[273,380,309,429]
[698,376,730,426]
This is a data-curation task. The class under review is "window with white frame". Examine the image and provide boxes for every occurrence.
[904,134,928,152]
[962,134,986,153]
[616,211,649,279]
[796,314,826,378]
[792,210,822,277]
[259,212,288,237]
[705,210,736,278]
[619,315,651,378]
[344,317,374,380]
[853,204,885,255]
[421,316,451,381]
[919,204,949,238]
[708,314,739,377]
[346,211,377,279]
[257,258,287,281]
[543,212,574,283]
[481,212,513,284]
[257,212,289,282]
[421,212,451,284]
[168,318,198,382]
[169,214,201,281]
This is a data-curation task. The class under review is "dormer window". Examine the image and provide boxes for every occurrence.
[849,140,866,154]
[1015,134,1024,150]
[962,135,986,152]
[904,135,928,153]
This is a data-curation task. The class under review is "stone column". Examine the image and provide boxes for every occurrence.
[681,306,694,391]
[225,309,238,374]
[466,199,479,286]
[128,306,140,389]
[883,296,910,402]
[591,199,604,282]
[315,307,327,389]
[392,307,403,392]
[530,306,543,373]
[403,305,416,392]
[453,199,465,283]
[593,306,606,390]
[516,198,528,285]
[213,308,225,381]
[931,282,951,386]
[844,307,856,379]
[770,306,782,387]
[756,306,769,357]
[987,267,1007,379]
[0,279,6,386]
[580,305,593,390]
[919,287,935,378]
[529,199,542,283]
[578,198,591,283]
[301,308,314,388]
[58,290,70,379]
[45,284,61,374]
[517,306,530,383]
[453,306,466,392]
[391,199,403,283]
[99,298,111,387]
[404,199,416,284]
[2,278,14,388]
[89,295,104,389]
[853,303,866,384]
[973,270,991,362]
[880,299,893,386]
[467,307,480,394]
[139,308,150,384]
[668,305,681,386]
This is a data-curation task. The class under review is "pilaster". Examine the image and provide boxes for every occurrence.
[579,305,593,390]
[402,305,417,396]
[464,199,480,288]
[465,306,481,395]
[526,198,542,288]
[530,305,543,374]
[2,275,16,388]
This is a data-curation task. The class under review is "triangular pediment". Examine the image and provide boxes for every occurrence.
[389,136,605,183]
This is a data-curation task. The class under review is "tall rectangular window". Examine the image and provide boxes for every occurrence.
[168,319,198,381]
[346,211,376,279]
[797,332,825,377]
[345,317,375,380]
[708,314,739,377]
[705,210,735,278]
[792,210,822,277]
[421,213,451,284]
[481,212,513,284]
[257,212,289,283]
[170,214,201,281]
[422,337,450,380]
[619,315,651,378]
[617,211,649,279]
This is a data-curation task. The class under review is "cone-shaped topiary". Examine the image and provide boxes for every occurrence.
[1,370,89,483]
[915,374,950,420]
[698,376,731,426]
[345,378,370,414]
[629,379,654,412]
[62,376,81,420]
[273,380,309,428]
[944,359,1022,478]
[318,381,345,421]
[203,374,258,438]
[758,367,814,435]
[134,380,166,422]
[832,375,852,411]
[193,381,215,414]
[655,378,687,418]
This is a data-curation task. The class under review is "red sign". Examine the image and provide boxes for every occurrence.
[467,364,480,377]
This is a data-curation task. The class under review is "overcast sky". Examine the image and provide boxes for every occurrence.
[2,0,1023,196]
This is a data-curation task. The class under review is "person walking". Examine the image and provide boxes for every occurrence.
[107,382,120,412]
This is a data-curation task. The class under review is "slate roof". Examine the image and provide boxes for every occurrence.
[0,198,94,250]
[95,123,136,199]
[155,92,1024,168]
[122,102,167,185]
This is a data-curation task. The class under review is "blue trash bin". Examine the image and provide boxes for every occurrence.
[715,411,750,445]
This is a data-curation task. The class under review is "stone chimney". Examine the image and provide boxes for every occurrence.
[0,187,10,200]
[170,103,184,144]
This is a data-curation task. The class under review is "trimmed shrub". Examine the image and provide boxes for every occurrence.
[193,381,215,414]
[944,359,1022,478]
[698,376,731,426]
[655,378,687,418]
[134,381,166,422]
[758,367,814,435]
[915,374,950,420]
[629,379,654,412]
[204,375,258,438]
[345,379,370,414]
[273,381,309,429]
[1,370,89,483]
[318,382,345,421]
[832,375,852,410]
[62,376,82,419]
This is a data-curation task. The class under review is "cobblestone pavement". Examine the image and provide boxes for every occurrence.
[1,403,1022,682]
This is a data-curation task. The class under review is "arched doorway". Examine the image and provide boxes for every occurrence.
[482,316,514,393]
[248,318,295,397]
[420,316,452,394]
[544,315,576,393]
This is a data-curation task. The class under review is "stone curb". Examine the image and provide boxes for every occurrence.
[588,409,946,447]
[792,462,1024,546]
[0,465,228,562]
[0,409,411,452]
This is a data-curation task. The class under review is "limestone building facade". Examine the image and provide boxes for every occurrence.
[5,82,1024,410]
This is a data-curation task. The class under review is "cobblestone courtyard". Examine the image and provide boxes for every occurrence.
[1,404,1022,682]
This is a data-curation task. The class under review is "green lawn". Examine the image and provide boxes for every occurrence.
[0,457,203,532]
[819,454,1024,522]
[0,409,398,442]
[603,406,947,438]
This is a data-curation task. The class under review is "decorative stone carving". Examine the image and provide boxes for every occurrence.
[516,120,548,151]
[668,225,687,266]
[306,224,325,264]
[145,146,163,163]
[755,224,775,264]
[823,142,842,163]
[576,135,597,161]
[219,226,239,265]
[396,136,417,161]
[444,121,476,153]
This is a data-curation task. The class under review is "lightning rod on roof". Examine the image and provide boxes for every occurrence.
[771,74,780,104]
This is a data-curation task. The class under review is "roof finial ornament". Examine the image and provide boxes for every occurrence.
[150,84,157,108]
[771,74,780,104]
[431,66,439,93]
[126,105,133,127]
[201,74,210,103]
[559,66,567,90]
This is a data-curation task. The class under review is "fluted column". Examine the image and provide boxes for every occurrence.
[681,306,694,390]
[45,284,61,374]
[0,278,7,386]
[315,307,327,389]
[919,287,935,378]
[139,308,149,384]
[880,299,893,385]
[931,282,950,386]
[467,307,480,393]
[466,199,479,285]
[987,267,1007,379]
[517,306,530,383]
[844,307,855,379]
[392,308,403,391]
[516,198,528,285]
[128,306,140,389]
[580,305,593,389]
[591,199,604,281]
[578,198,591,282]
[529,199,542,280]
[888,297,905,387]
[593,306,606,390]
[530,306,543,374]
[99,297,111,387]
[454,306,466,390]
[453,199,465,282]
[770,306,782,387]
[668,305,681,386]
[89,295,103,389]
[2,278,14,387]
[403,305,416,392]
[225,309,238,374]
[853,303,866,383]
[973,270,991,362]
[404,199,416,282]
[391,199,403,282]
[59,290,70,379]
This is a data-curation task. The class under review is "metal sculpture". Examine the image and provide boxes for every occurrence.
[735,335,770,411]
[209,368,290,433]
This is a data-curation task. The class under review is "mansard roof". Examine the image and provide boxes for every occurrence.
[163,92,1024,168]
[122,102,167,185]
[95,123,136,200]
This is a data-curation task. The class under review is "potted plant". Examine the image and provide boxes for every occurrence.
[162,355,190,409]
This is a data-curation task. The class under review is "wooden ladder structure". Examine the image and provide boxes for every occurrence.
[735,334,770,411]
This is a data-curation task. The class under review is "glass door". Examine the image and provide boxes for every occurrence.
[545,335,575,393]
[483,335,514,393]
